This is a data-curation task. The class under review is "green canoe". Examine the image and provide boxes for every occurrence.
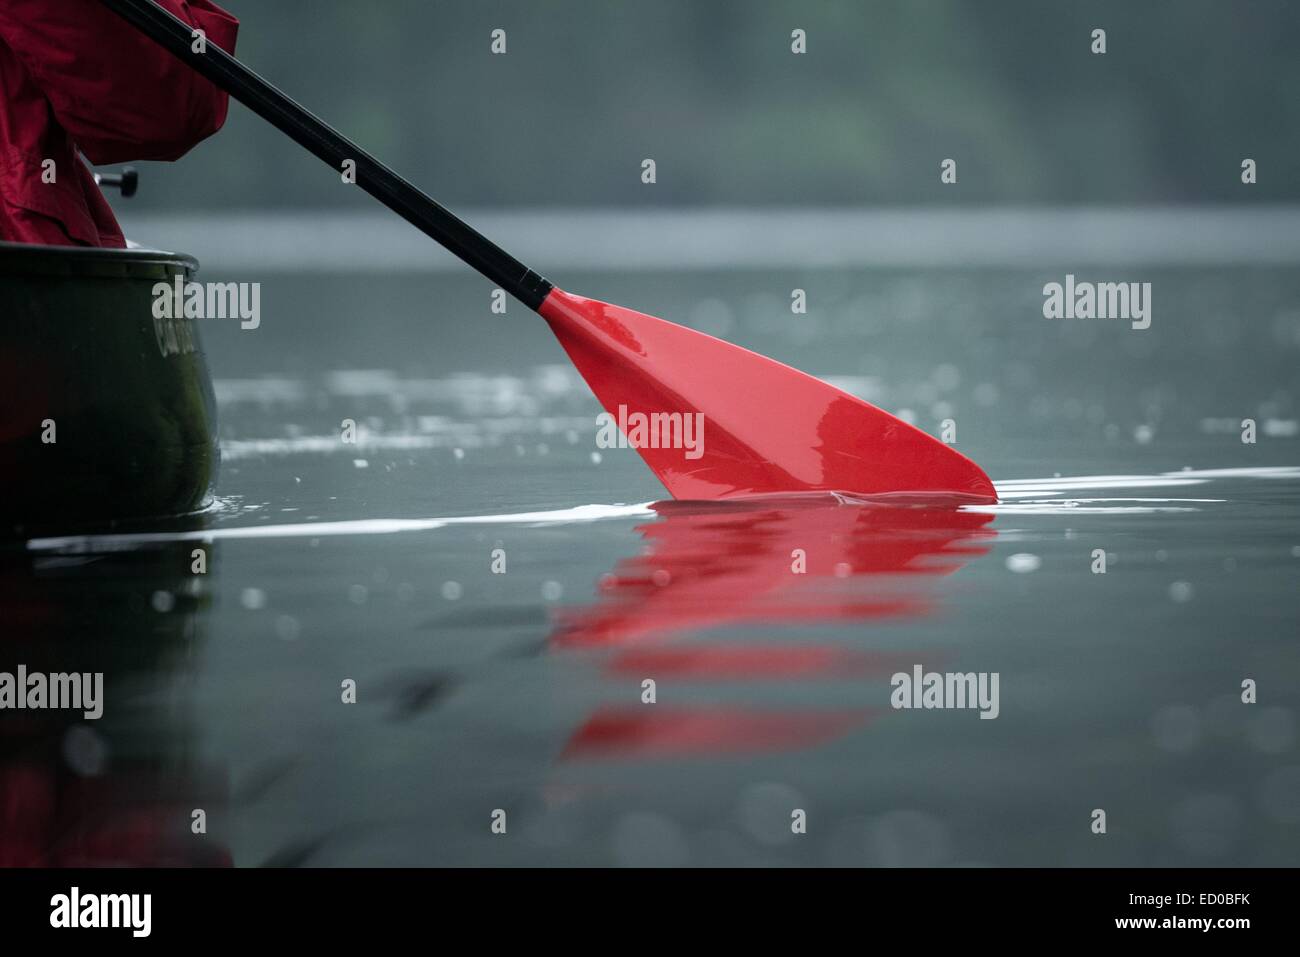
[0,241,219,534]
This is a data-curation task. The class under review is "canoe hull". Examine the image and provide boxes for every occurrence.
[0,242,219,534]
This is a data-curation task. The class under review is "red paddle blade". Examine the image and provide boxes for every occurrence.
[538,288,997,503]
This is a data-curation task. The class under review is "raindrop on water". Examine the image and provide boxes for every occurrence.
[63,726,109,777]
[1005,553,1041,573]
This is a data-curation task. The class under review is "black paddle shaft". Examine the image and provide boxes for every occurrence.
[98,0,554,310]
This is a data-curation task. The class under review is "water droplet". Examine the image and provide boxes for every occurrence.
[1005,553,1041,573]
[441,581,463,600]
[63,726,108,777]
[240,587,267,610]
[1168,581,1194,602]
[150,590,175,613]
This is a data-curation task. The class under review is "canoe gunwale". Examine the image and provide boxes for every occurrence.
[0,240,197,280]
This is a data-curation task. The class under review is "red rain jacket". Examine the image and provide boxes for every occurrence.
[0,0,237,248]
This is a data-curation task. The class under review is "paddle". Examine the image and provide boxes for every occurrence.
[99,0,996,504]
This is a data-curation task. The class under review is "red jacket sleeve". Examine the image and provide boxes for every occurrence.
[0,0,238,164]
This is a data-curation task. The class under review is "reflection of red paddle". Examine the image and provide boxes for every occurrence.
[551,495,995,649]
[103,0,997,503]
[553,497,994,760]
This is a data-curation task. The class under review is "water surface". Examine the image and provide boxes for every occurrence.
[5,256,1299,866]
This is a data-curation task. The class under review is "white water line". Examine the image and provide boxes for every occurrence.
[23,465,1298,552]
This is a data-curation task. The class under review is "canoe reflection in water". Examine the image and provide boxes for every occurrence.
[0,539,231,867]
[550,494,996,760]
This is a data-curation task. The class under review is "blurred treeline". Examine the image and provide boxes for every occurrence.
[130,0,1300,210]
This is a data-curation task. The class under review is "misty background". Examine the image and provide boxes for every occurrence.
[120,0,1300,213]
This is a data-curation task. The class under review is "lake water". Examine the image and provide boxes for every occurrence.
[5,213,1300,866]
